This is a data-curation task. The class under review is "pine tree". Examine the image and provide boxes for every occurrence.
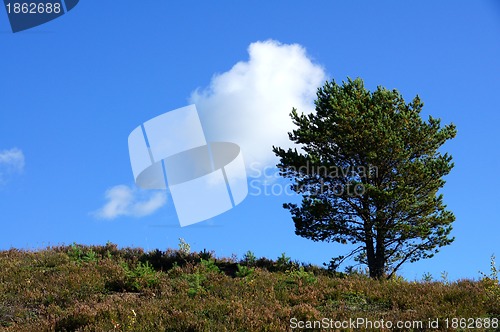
[273,78,457,279]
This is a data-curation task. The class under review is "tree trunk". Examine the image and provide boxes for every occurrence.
[366,230,386,279]
[364,209,386,279]
[365,233,378,278]
[374,228,386,279]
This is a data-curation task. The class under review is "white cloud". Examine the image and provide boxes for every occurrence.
[190,40,326,170]
[97,40,324,220]
[93,185,167,220]
[0,148,25,183]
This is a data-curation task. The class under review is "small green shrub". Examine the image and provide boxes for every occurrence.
[67,243,83,262]
[121,261,159,291]
[277,252,291,271]
[389,274,406,283]
[67,244,99,265]
[422,272,433,282]
[185,272,206,298]
[440,271,449,285]
[235,264,254,278]
[286,266,317,285]
[199,249,214,261]
[200,258,220,274]
[242,250,257,266]
[82,249,98,263]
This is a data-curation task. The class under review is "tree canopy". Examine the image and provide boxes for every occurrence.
[273,78,457,279]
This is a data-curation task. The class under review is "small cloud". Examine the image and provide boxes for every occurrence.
[93,185,167,220]
[0,148,25,184]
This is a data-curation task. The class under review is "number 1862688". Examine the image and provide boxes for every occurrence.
[5,2,62,14]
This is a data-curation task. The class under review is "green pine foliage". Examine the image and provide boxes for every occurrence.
[273,77,457,279]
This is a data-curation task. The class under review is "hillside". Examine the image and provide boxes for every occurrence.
[0,243,499,331]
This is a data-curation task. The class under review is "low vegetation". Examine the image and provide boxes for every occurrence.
[0,242,498,331]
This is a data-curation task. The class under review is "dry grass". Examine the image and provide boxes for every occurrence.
[0,243,498,331]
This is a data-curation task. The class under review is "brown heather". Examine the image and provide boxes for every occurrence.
[0,243,498,331]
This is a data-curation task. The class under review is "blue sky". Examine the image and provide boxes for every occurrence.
[1,1,499,281]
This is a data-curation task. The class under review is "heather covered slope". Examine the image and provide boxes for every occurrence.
[0,243,499,331]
